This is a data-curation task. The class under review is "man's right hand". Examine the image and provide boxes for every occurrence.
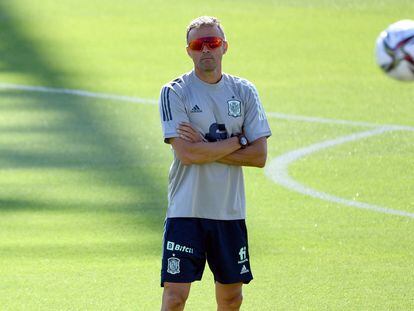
[177,122,207,143]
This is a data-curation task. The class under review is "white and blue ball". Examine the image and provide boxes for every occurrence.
[375,20,414,81]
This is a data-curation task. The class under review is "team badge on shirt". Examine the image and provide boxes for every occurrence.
[227,100,242,118]
[167,257,180,274]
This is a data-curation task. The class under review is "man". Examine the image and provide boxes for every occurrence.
[159,16,271,311]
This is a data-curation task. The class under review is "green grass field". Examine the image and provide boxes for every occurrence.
[1,0,413,310]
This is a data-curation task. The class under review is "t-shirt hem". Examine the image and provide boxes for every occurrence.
[165,214,246,221]
[164,133,179,144]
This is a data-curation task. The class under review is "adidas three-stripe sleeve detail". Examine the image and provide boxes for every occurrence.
[161,87,173,122]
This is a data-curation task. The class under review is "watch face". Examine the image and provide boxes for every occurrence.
[240,136,248,146]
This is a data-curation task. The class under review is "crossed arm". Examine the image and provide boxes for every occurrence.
[169,122,267,168]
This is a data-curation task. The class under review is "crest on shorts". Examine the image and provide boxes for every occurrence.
[167,257,180,274]
[228,100,241,118]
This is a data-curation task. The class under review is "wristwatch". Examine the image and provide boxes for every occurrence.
[238,135,248,149]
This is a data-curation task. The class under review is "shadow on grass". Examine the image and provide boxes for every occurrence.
[0,4,167,256]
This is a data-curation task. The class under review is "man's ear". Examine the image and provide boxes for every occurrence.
[223,41,228,54]
[186,46,191,57]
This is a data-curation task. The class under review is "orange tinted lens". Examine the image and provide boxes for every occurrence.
[188,39,204,51]
[206,37,223,49]
[188,37,223,51]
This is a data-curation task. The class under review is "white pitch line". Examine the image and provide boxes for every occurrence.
[0,82,158,105]
[1,82,413,218]
[267,112,414,131]
[267,112,380,128]
[265,126,414,219]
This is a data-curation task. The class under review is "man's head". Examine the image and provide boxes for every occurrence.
[186,16,228,75]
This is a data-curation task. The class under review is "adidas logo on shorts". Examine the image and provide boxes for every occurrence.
[240,265,249,274]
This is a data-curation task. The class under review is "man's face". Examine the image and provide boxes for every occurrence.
[186,25,228,73]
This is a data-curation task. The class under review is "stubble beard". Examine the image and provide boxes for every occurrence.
[199,59,217,73]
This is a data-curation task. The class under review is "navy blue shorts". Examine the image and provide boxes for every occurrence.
[160,217,253,287]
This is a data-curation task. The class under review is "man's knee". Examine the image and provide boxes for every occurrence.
[163,292,187,309]
[162,283,190,311]
[218,293,243,309]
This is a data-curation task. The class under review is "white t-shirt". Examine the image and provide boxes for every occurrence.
[159,70,271,220]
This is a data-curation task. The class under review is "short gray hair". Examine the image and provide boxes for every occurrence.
[186,16,225,43]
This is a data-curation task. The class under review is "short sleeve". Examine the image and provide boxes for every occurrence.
[159,85,189,143]
[243,82,272,143]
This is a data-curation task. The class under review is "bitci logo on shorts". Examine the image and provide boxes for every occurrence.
[166,241,194,254]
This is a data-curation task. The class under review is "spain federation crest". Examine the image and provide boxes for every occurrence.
[167,257,180,274]
[227,100,242,118]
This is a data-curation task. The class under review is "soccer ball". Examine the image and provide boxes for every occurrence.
[375,20,414,81]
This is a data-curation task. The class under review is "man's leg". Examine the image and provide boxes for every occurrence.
[161,282,191,311]
[215,282,243,311]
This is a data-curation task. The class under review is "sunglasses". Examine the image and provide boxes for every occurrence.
[188,36,224,51]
